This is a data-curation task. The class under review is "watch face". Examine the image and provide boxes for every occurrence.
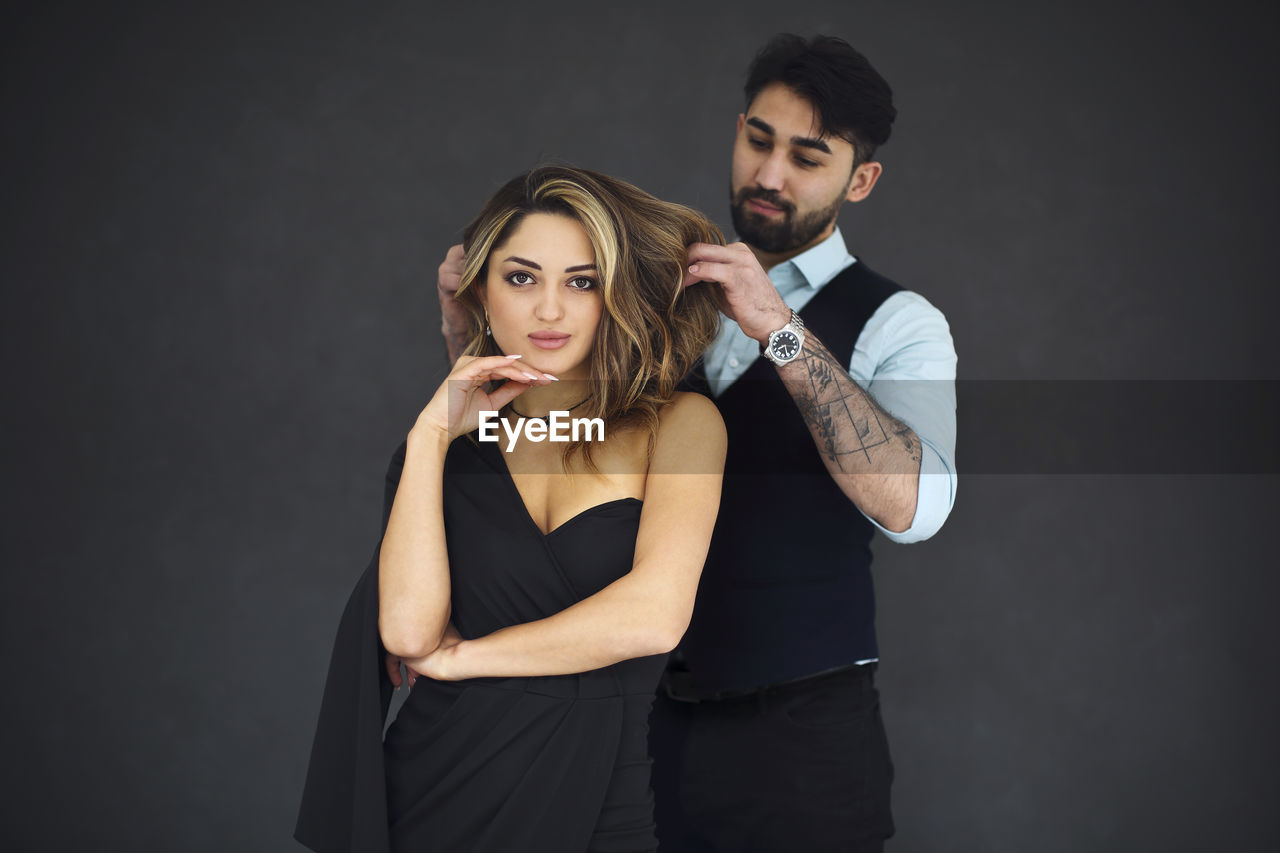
[770,331,801,361]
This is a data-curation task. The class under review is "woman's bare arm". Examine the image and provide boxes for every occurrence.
[408,392,726,679]
[378,354,548,659]
[377,427,453,659]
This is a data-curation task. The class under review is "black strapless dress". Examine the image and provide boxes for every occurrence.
[295,437,664,853]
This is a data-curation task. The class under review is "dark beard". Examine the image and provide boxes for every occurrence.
[729,185,845,255]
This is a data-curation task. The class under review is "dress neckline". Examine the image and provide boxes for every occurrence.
[475,439,642,538]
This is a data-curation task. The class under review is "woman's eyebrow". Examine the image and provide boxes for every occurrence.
[503,255,541,269]
[564,264,597,272]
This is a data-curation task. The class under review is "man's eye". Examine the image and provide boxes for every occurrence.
[795,156,818,168]
[508,272,534,285]
[748,137,770,150]
[568,276,597,290]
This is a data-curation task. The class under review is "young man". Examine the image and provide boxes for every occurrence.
[645,34,957,852]
[431,34,957,852]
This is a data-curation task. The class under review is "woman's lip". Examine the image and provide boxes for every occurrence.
[528,333,570,350]
[747,198,785,216]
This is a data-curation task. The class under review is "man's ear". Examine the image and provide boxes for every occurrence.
[846,161,883,203]
[736,113,746,134]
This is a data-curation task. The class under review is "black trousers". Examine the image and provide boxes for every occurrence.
[649,665,894,852]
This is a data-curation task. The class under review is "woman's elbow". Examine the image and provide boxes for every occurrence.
[635,617,689,657]
[379,619,441,660]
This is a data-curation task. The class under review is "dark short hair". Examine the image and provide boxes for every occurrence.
[744,34,897,166]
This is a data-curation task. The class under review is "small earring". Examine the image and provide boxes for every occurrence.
[485,325,492,337]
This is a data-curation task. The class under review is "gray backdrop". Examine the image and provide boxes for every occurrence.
[3,1,1278,850]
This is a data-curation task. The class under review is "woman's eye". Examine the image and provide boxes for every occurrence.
[568,276,597,290]
[508,272,534,286]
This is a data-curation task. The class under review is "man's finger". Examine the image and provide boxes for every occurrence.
[681,258,736,289]
[686,241,748,266]
[385,654,403,688]
[680,267,713,289]
[438,243,468,295]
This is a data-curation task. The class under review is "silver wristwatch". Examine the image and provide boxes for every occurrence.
[760,310,806,365]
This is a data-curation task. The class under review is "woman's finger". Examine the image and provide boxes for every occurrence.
[489,365,545,385]
[487,379,533,412]
[444,361,533,393]
[447,353,522,380]
[465,363,554,387]
[470,354,525,369]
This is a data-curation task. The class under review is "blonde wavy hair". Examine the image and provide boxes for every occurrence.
[455,165,723,469]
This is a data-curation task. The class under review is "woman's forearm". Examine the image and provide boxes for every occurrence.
[430,571,692,679]
[378,425,454,658]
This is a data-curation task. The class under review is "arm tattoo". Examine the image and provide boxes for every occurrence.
[443,326,469,365]
[788,338,922,474]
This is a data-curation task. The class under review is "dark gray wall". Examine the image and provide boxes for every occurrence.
[3,1,1277,850]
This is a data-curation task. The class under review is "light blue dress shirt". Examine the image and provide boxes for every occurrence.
[702,227,958,543]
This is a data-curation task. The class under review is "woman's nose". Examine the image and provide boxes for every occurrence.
[534,285,564,321]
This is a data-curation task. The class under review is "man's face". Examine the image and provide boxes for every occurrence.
[730,83,862,257]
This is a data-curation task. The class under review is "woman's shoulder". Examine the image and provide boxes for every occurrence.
[652,392,727,464]
[658,390,723,427]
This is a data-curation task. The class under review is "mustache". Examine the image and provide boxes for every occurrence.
[735,187,794,214]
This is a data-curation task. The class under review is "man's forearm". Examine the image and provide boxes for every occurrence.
[775,331,922,531]
[442,319,468,364]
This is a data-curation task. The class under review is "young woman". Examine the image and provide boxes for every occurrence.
[296,166,727,852]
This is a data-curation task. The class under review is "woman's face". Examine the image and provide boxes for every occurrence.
[478,212,604,381]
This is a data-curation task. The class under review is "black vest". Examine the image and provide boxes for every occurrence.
[679,260,903,692]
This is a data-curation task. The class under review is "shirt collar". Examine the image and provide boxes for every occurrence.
[786,226,854,290]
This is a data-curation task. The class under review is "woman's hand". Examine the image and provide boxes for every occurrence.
[404,622,467,682]
[414,354,555,442]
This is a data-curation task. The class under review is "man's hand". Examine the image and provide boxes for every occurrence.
[682,242,791,342]
[384,653,420,689]
[437,243,470,362]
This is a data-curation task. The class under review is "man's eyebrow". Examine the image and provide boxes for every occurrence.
[565,263,597,272]
[503,255,541,270]
[790,135,832,155]
[746,116,832,155]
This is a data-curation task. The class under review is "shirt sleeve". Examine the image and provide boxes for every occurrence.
[849,290,958,544]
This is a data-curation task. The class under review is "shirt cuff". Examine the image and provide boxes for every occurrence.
[863,440,956,544]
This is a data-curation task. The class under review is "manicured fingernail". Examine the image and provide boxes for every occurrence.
[522,372,539,381]
[689,264,699,273]
[504,354,522,359]
[543,374,558,381]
